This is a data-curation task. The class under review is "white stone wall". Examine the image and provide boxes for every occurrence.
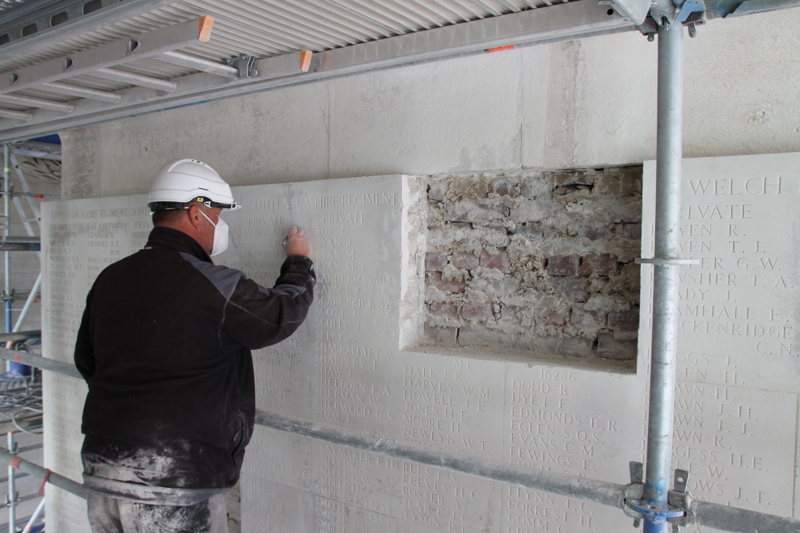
[60,10,800,198]
[43,154,799,532]
[45,8,800,533]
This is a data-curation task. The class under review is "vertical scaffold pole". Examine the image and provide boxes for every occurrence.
[2,144,14,533]
[644,20,684,533]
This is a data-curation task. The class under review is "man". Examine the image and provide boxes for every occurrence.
[74,159,315,532]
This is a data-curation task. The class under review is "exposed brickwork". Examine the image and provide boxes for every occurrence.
[426,272,466,294]
[608,308,640,333]
[579,227,613,241]
[451,252,479,271]
[547,255,580,276]
[423,167,642,369]
[553,279,590,303]
[461,301,493,321]
[425,252,448,272]
[430,302,459,320]
[480,252,511,273]
[580,253,618,276]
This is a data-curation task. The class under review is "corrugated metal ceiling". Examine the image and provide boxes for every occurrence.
[0,0,564,72]
[0,0,635,140]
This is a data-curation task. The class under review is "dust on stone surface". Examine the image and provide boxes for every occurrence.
[419,166,642,371]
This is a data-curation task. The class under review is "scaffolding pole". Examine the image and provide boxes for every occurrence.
[640,20,686,533]
[2,144,16,533]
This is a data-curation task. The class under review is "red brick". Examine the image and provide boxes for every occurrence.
[425,252,448,272]
[430,302,458,319]
[451,251,479,271]
[480,252,511,273]
[426,272,466,294]
[608,308,639,332]
[461,301,493,321]
[580,254,618,276]
[546,255,580,276]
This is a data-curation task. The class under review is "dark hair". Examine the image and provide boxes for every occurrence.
[152,209,185,227]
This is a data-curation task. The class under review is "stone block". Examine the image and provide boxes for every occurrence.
[611,197,642,223]
[480,252,511,273]
[461,301,493,321]
[609,262,640,294]
[593,168,641,198]
[619,167,643,196]
[520,177,551,199]
[472,227,510,247]
[545,311,567,326]
[608,308,639,332]
[499,305,524,328]
[580,254,618,276]
[444,200,506,224]
[451,251,479,271]
[618,222,642,239]
[551,170,596,190]
[553,278,590,303]
[514,225,544,242]
[427,205,444,230]
[578,226,612,241]
[430,302,459,320]
[510,199,560,223]
[425,252,448,272]
[471,276,520,299]
[428,180,448,202]
[570,307,606,332]
[546,255,579,276]
[489,178,517,197]
[426,272,466,294]
[596,333,637,360]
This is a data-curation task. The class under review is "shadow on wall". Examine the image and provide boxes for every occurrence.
[417,166,643,372]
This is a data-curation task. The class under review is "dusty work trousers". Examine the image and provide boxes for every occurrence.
[87,492,228,533]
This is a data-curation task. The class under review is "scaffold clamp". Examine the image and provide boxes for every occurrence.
[624,462,688,528]
[667,469,694,530]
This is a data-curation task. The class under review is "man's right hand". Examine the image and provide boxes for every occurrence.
[283,226,311,258]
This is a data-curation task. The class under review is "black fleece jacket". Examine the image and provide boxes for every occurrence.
[75,227,314,491]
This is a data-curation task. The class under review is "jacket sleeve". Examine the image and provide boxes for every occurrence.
[74,288,96,382]
[222,255,315,350]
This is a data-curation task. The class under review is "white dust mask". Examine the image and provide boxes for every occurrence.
[199,210,229,256]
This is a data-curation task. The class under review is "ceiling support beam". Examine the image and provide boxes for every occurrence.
[0,17,213,96]
[155,51,241,79]
[0,94,73,113]
[40,82,122,104]
[0,109,32,121]
[90,68,177,93]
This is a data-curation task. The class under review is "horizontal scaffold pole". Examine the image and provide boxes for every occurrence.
[4,350,800,531]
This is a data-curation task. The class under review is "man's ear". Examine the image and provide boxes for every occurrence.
[186,204,205,230]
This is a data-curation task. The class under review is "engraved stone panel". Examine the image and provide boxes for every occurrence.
[42,196,149,533]
[640,153,800,524]
[42,162,799,532]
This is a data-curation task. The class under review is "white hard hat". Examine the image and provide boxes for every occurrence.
[147,159,241,212]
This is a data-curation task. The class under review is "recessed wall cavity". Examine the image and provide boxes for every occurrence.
[418,167,642,370]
